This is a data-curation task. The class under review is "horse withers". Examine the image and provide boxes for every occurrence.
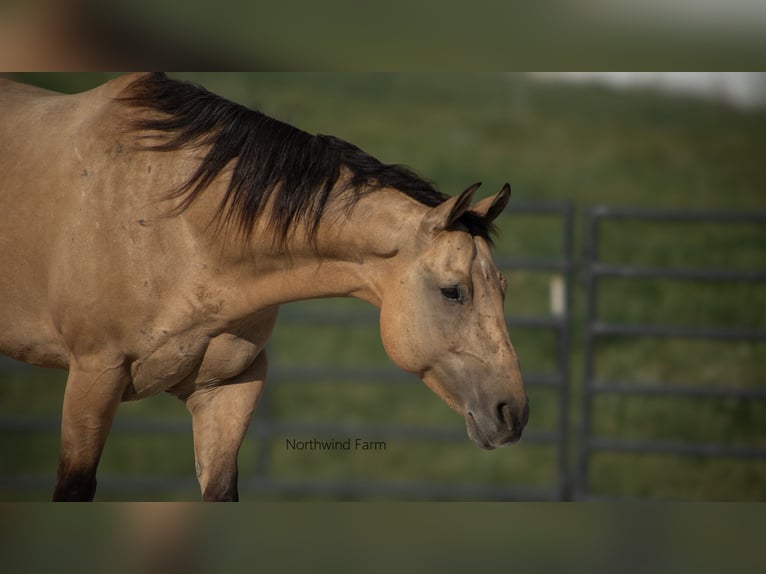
[0,73,528,500]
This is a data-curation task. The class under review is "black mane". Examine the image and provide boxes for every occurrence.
[120,73,493,247]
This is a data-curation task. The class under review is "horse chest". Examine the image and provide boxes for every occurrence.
[126,331,265,400]
[194,333,264,386]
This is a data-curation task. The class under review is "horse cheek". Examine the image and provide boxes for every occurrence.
[379,300,424,375]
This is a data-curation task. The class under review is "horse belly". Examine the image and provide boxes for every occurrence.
[0,322,69,368]
[0,230,70,368]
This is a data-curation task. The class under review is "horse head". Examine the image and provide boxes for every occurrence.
[379,183,529,449]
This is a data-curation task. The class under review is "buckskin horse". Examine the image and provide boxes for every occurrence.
[0,73,528,500]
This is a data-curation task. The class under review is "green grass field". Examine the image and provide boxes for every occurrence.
[1,73,765,500]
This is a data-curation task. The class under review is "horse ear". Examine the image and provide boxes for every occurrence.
[470,183,511,223]
[421,182,481,235]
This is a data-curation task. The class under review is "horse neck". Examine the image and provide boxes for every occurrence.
[212,188,428,311]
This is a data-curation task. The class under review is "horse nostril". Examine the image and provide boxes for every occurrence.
[496,402,513,430]
[496,400,529,433]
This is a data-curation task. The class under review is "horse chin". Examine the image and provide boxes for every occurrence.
[465,412,521,450]
[465,412,496,450]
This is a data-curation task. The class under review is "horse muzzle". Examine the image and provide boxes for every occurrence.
[464,395,530,450]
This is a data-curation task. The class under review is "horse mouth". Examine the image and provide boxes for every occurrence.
[465,412,522,450]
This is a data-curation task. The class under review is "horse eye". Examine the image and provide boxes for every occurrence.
[440,286,464,304]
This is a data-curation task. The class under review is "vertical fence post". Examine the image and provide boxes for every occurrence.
[577,207,602,499]
[556,203,575,500]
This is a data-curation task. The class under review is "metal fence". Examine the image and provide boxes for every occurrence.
[2,204,765,500]
[577,206,766,500]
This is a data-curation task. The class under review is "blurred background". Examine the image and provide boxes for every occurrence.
[2,1,766,70]
[0,72,764,501]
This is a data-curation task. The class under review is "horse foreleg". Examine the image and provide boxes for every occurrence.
[53,359,127,501]
[185,351,267,501]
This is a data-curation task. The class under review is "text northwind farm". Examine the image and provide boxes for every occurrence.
[285,437,387,451]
